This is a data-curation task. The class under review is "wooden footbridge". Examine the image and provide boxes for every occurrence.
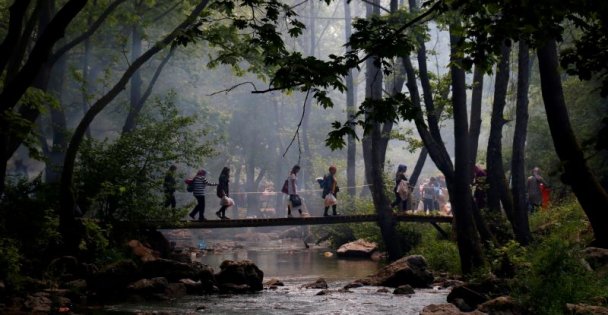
[154,213,453,236]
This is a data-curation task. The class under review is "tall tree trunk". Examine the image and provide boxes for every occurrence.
[122,24,143,133]
[450,29,484,274]
[0,0,32,75]
[0,0,88,113]
[486,43,515,220]
[122,48,174,134]
[467,63,497,244]
[510,41,532,245]
[272,98,287,213]
[0,0,86,194]
[537,39,608,248]
[344,0,357,197]
[409,147,427,187]
[58,1,210,254]
[469,65,484,167]
[46,53,68,183]
[297,0,316,188]
[361,0,403,261]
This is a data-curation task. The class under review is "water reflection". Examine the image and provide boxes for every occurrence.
[199,247,381,281]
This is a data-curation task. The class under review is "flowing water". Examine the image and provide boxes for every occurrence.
[100,231,449,314]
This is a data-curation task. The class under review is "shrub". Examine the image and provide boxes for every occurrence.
[0,178,62,281]
[511,200,608,314]
[75,94,214,240]
[512,237,608,314]
[0,238,22,289]
[411,223,460,274]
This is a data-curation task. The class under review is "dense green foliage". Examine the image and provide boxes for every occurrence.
[509,201,608,314]
[75,94,214,228]
[0,93,216,289]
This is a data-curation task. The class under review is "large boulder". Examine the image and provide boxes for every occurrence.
[46,256,90,283]
[140,259,214,283]
[87,259,140,299]
[128,240,157,262]
[447,276,510,311]
[420,303,487,315]
[583,247,608,277]
[215,260,264,293]
[142,230,172,258]
[127,277,169,296]
[566,303,608,315]
[393,284,415,295]
[447,285,489,311]
[336,239,378,258]
[359,255,433,288]
[23,292,52,313]
[477,296,523,315]
[303,278,328,289]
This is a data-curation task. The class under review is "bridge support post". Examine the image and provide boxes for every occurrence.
[430,222,449,239]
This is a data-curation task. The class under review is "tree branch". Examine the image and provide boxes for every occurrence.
[208,82,259,96]
[48,0,128,65]
[283,89,311,159]
[122,46,176,134]
[0,0,32,76]
[0,0,88,113]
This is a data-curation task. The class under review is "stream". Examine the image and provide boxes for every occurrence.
[99,229,449,314]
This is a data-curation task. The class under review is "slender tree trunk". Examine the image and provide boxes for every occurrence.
[469,65,484,167]
[272,98,287,213]
[46,53,68,183]
[450,30,484,274]
[510,41,532,245]
[122,48,174,134]
[344,0,357,197]
[361,0,403,261]
[122,24,143,133]
[467,63,497,244]
[409,147,427,187]
[0,0,32,75]
[537,39,608,248]
[486,43,515,220]
[245,155,259,216]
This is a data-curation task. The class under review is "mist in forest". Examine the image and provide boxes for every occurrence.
[5,0,605,214]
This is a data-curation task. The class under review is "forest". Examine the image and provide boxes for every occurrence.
[0,0,607,314]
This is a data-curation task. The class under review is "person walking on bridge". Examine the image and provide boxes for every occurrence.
[391,164,409,211]
[286,165,302,218]
[216,167,232,220]
[189,169,217,221]
[163,165,177,210]
[422,177,438,214]
[322,165,339,216]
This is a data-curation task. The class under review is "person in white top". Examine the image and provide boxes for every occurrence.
[287,165,301,218]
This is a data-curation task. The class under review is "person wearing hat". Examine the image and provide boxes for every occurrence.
[189,169,217,221]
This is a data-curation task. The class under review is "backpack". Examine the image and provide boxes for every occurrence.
[316,176,326,189]
[185,178,194,192]
[281,179,289,194]
[397,179,410,200]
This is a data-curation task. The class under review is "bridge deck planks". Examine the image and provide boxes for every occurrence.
[154,214,453,229]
